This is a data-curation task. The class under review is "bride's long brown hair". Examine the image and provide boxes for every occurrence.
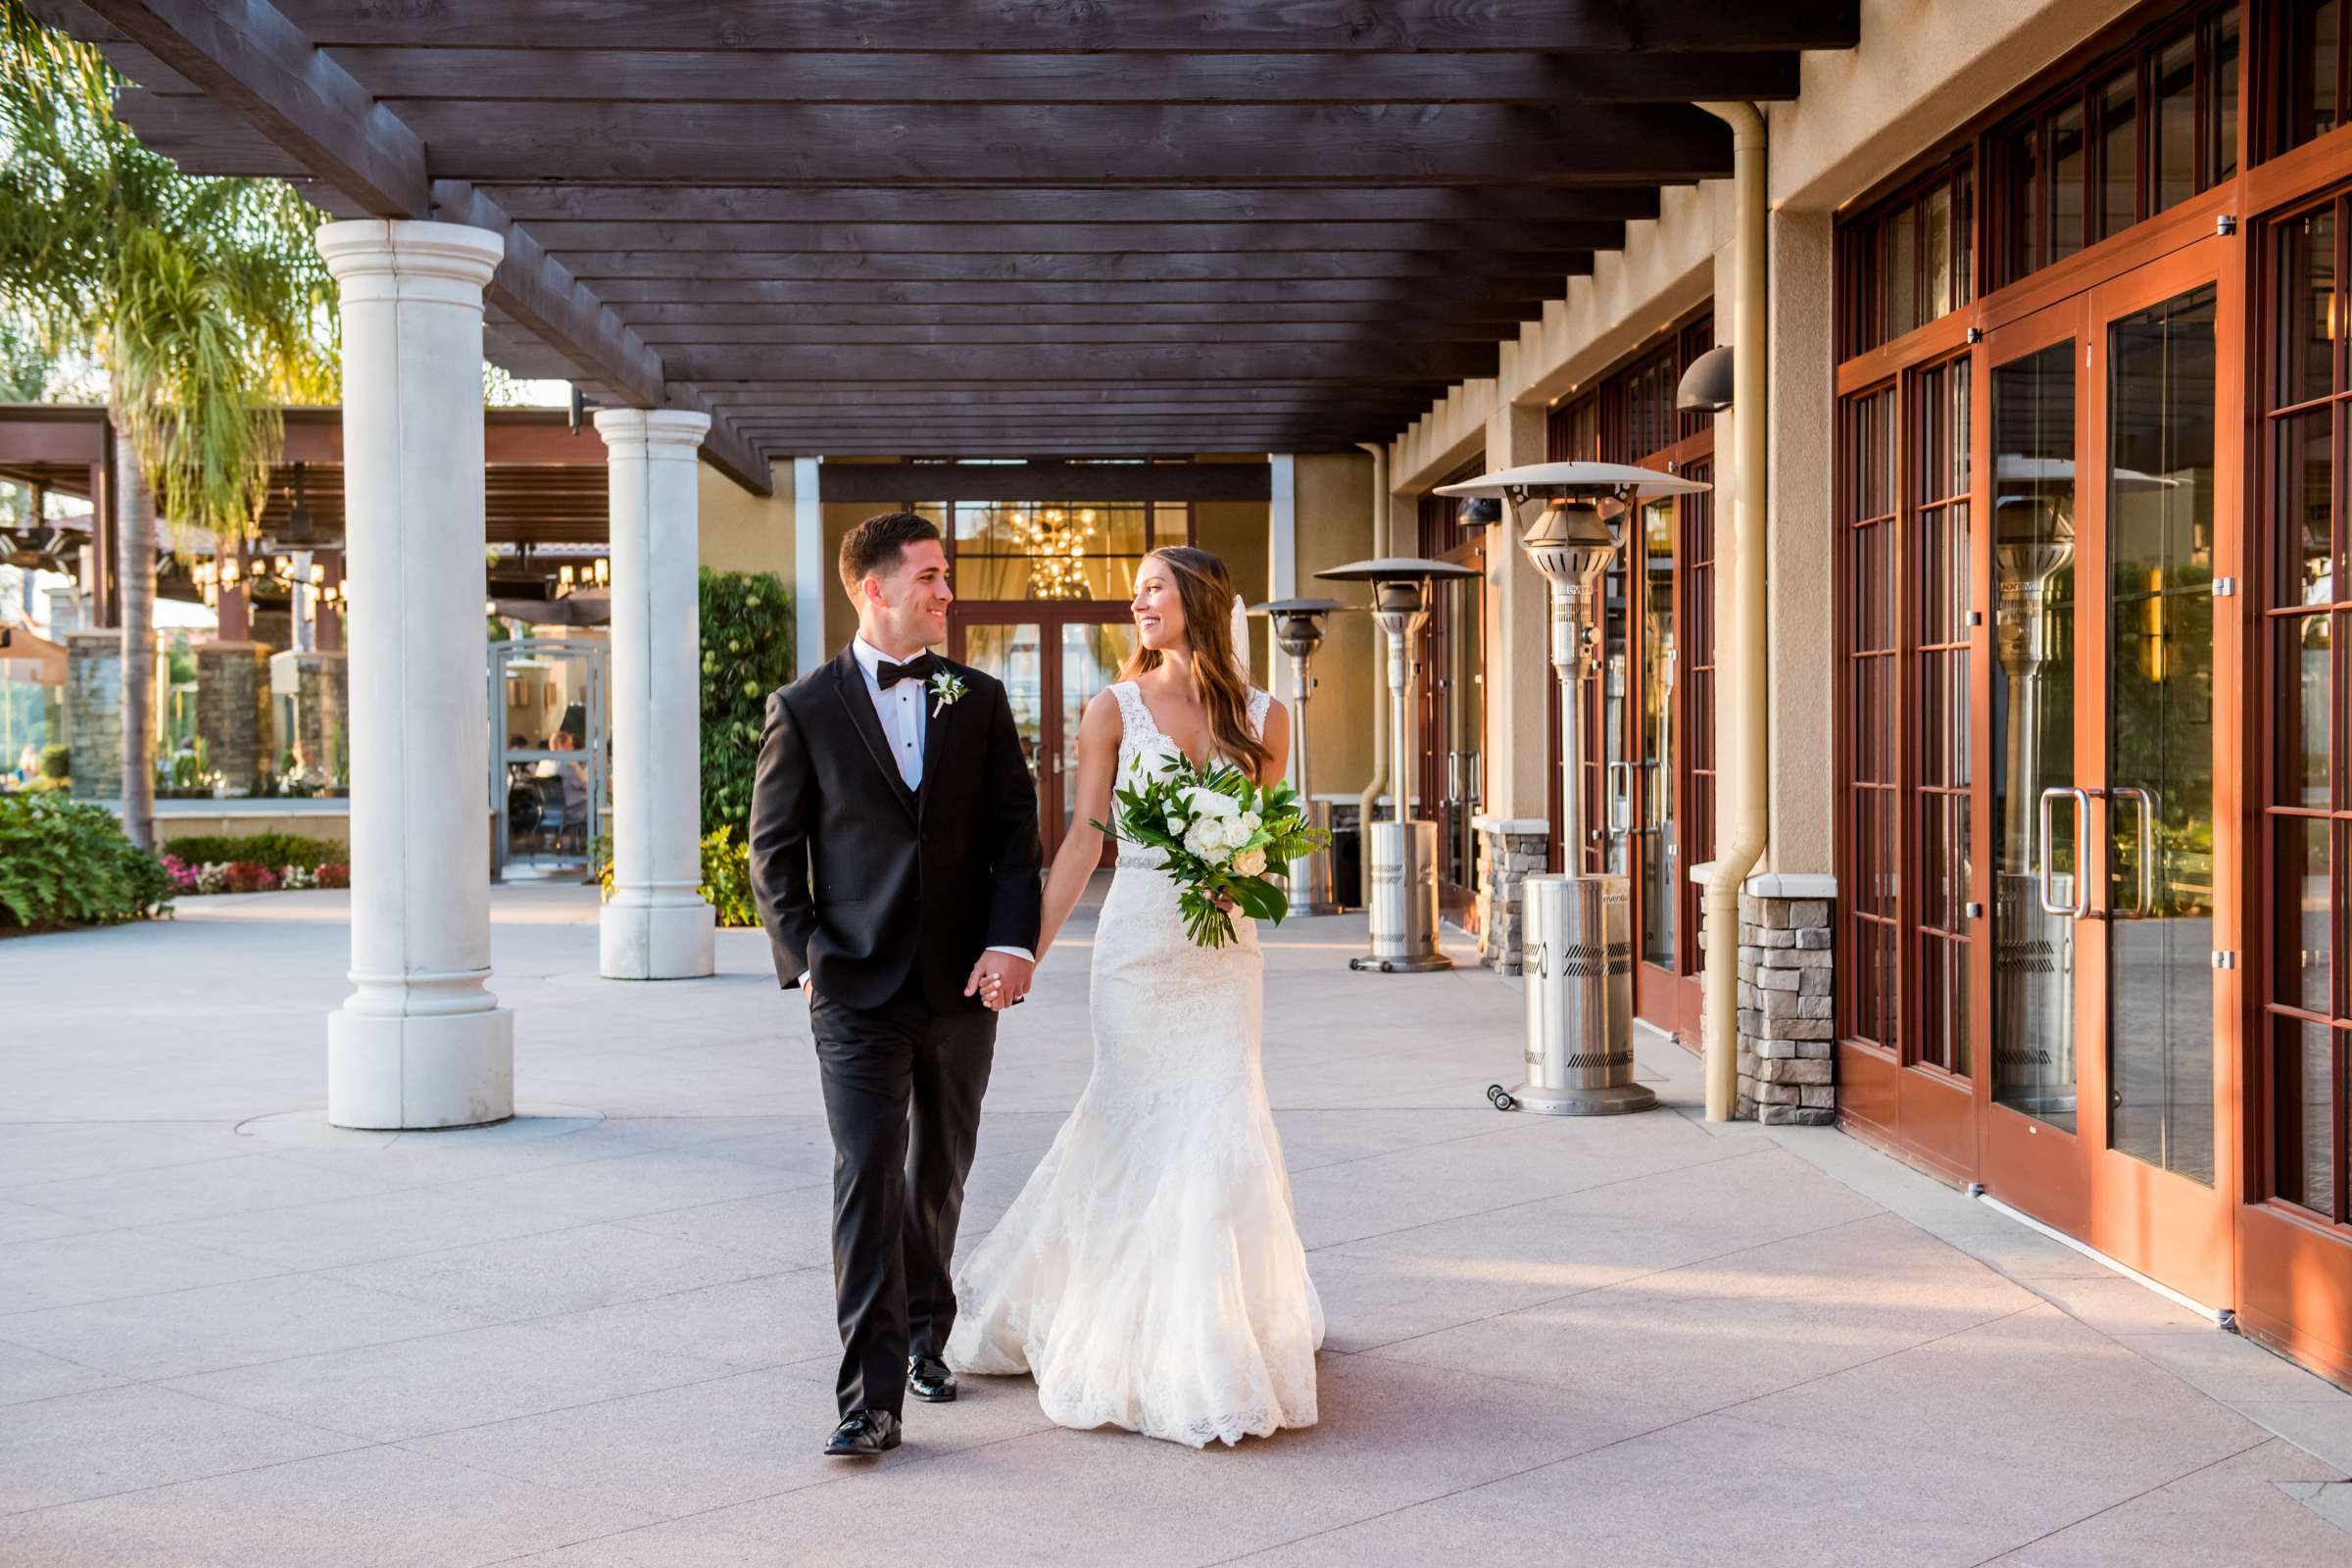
[1118,546,1272,779]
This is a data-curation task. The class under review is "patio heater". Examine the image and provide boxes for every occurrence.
[1313,557,1480,971]
[1437,462,1708,1115]
[1250,597,1351,914]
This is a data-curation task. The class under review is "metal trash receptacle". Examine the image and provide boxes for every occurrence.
[1492,871,1656,1115]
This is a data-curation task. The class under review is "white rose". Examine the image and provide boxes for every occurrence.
[1232,847,1267,878]
[1184,820,1225,859]
[1182,786,1241,821]
[1239,811,1260,836]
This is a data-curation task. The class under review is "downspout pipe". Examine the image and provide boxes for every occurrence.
[1696,99,1769,1124]
[1355,441,1391,830]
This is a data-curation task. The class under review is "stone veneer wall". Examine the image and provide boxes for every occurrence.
[195,641,271,794]
[1698,876,1838,1124]
[1471,815,1551,974]
[277,651,349,781]
[61,630,121,800]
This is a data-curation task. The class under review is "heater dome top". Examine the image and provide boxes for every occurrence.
[1435,461,1709,501]
[1314,557,1480,584]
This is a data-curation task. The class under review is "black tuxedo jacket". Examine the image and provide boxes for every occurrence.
[748,645,1043,1012]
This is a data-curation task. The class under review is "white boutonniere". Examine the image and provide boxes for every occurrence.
[928,669,967,716]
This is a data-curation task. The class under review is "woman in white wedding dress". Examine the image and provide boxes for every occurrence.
[946,545,1324,1447]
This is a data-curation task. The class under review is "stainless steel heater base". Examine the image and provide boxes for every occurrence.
[1488,1079,1659,1116]
[1350,819,1450,973]
[1497,872,1655,1116]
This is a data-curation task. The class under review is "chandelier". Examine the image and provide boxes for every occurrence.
[1009,506,1096,601]
[192,553,344,609]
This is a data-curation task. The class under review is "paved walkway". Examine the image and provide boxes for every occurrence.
[2,885,2349,1566]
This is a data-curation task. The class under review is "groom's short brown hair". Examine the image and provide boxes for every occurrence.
[838,510,943,596]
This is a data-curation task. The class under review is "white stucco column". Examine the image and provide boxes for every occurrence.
[792,456,824,680]
[595,407,716,980]
[317,220,513,1130]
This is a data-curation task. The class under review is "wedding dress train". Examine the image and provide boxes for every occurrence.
[946,682,1324,1447]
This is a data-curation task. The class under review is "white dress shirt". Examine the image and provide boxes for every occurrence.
[799,638,1032,989]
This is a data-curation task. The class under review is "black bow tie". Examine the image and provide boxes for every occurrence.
[875,655,936,691]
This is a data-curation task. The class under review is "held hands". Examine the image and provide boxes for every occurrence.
[965,950,1036,1011]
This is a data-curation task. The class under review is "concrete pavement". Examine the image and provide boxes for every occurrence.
[1,883,2347,1565]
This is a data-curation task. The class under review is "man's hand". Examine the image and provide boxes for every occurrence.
[965,950,1035,1010]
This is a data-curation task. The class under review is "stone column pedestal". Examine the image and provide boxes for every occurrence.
[594,407,716,980]
[195,640,271,793]
[1471,814,1551,974]
[317,220,514,1130]
[60,629,122,800]
[1698,872,1838,1124]
[270,649,350,786]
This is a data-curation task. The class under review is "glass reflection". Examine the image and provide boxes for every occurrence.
[1992,339,2080,1129]
[2104,285,2218,1185]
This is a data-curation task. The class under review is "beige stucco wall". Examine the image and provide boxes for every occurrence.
[1291,451,1377,799]
[696,458,795,580]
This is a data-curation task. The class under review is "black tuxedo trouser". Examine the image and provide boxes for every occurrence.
[809,968,996,1418]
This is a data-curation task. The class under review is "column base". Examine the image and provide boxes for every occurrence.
[326,1005,514,1130]
[600,896,716,980]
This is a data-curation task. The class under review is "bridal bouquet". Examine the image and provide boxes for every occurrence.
[1094,751,1328,949]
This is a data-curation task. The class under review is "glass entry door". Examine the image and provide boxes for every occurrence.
[1980,241,2238,1305]
[952,609,1133,861]
[490,638,608,882]
[1586,435,1709,1043]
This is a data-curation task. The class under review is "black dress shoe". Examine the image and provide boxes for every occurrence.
[822,1408,902,1457]
[907,1353,957,1403]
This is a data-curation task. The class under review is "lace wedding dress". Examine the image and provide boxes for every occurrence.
[946,681,1324,1447]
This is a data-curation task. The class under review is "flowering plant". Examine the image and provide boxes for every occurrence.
[1093,750,1327,949]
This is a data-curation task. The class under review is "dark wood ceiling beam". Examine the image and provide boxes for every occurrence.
[273,1,1861,53]
[483,185,1663,225]
[554,252,1587,284]
[614,303,1531,330]
[584,278,1550,311]
[523,220,1624,255]
[692,379,1442,396]
[630,321,1501,348]
[334,48,1797,104]
[658,343,1494,382]
[391,102,1731,185]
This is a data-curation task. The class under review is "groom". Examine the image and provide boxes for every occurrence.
[749,511,1042,1458]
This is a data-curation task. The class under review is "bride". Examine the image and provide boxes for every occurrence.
[946,545,1325,1447]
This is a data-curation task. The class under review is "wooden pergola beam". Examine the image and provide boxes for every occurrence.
[628,322,1513,348]
[582,278,1555,311]
[335,48,1800,105]
[614,303,1536,330]
[393,102,1733,186]
[483,185,1665,226]
[522,220,1626,256]
[273,1,1861,53]
[657,342,1498,382]
[80,6,772,495]
[554,252,1587,285]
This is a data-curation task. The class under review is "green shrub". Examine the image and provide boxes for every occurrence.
[38,742,69,780]
[0,793,173,930]
[700,568,794,838]
[700,826,758,928]
[164,831,345,869]
[591,826,760,929]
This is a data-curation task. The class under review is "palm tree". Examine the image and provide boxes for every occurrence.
[0,3,335,845]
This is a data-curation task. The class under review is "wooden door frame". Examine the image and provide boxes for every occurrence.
[1627,426,1712,1042]
[1976,290,2099,1239]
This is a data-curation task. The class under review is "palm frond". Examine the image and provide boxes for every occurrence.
[0,0,338,544]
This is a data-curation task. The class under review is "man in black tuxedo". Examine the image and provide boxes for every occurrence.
[749,511,1042,1458]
